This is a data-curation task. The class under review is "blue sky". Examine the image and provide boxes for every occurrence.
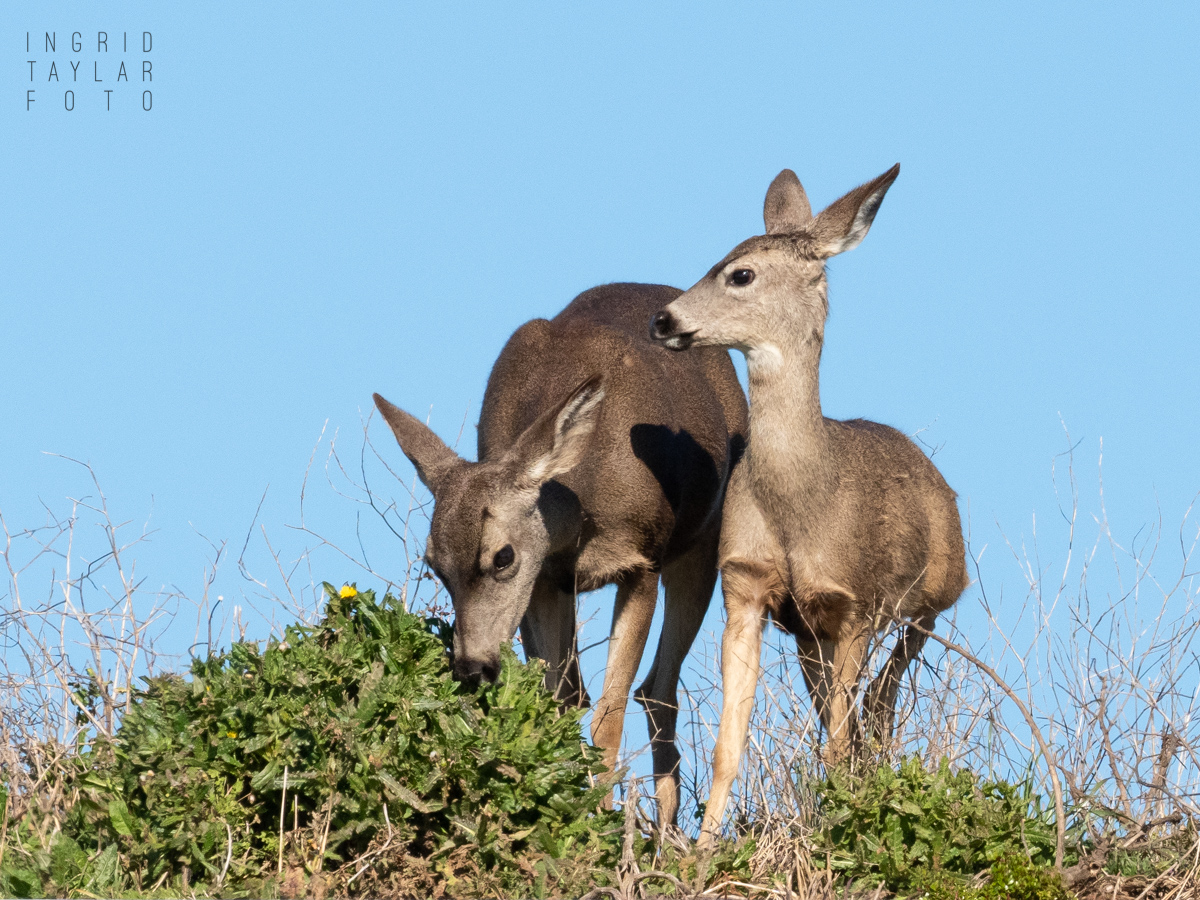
[3,1,1198,802]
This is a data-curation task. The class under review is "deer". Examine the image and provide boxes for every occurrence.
[649,164,968,845]
[374,282,748,828]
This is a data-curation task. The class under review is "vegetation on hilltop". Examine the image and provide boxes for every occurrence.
[1,458,1196,898]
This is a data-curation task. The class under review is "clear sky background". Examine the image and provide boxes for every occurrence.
[3,2,1198,811]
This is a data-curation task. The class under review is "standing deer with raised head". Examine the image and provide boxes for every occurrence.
[650,165,968,843]
[375,282,747,828]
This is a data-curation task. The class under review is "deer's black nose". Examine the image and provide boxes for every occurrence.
[454,654,501,684]
[649,310,675,341]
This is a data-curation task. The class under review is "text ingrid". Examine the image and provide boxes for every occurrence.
[24,31,155,112]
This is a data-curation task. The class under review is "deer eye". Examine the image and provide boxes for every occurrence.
[493,545,514,571]
[730,269,755,286]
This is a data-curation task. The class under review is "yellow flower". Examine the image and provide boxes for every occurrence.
[227,731,237,739]
[339,584,357,599]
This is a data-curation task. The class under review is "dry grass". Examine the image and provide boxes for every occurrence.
[0,457,185,841]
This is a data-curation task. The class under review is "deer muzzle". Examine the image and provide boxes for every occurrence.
[453,652,501,684]
[649,310,695,350]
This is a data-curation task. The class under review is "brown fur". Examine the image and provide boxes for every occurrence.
[375,282,748,829]
[651,165,968,844]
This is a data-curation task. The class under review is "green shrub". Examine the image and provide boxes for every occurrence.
[977,852,1072,900]
[812,755,1061,894]
[55,583,622,897]
[914,852,1073,900]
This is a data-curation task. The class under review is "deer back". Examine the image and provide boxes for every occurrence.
[480,283,747,585]
[810,418,968,622]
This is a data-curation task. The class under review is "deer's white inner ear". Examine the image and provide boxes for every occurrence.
[524,383,605,484]
[835,190,887,253]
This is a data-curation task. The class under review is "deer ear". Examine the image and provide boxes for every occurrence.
[514,374,606,485]
[809,163,900,257]
[763,169,813,234]
[373,393,462,493]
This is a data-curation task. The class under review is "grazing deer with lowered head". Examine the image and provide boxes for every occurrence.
[375,282,747,828]
[650,165,968,843]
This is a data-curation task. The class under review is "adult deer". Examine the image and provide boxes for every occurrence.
[650,165,968,844]
[374,282,747,827]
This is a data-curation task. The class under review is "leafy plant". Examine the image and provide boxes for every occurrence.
[54,583,623,896]
[915,852,1073,900]
[812,755,1063,893]
[978,852,1072,899]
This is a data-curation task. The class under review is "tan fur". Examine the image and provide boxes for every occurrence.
[651,166,968,844]
[375,282,748,829]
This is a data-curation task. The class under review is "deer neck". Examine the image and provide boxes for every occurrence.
[743,336,835,523]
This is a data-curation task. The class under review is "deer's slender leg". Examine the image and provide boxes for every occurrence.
[699,560,774,847]
[862,613,935,745]
[796,637,832,731]
[798,636,862,762]
[635,527,719,829]
[520,573,588,707]
[821,624,869,764]
[591,566,659,782]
